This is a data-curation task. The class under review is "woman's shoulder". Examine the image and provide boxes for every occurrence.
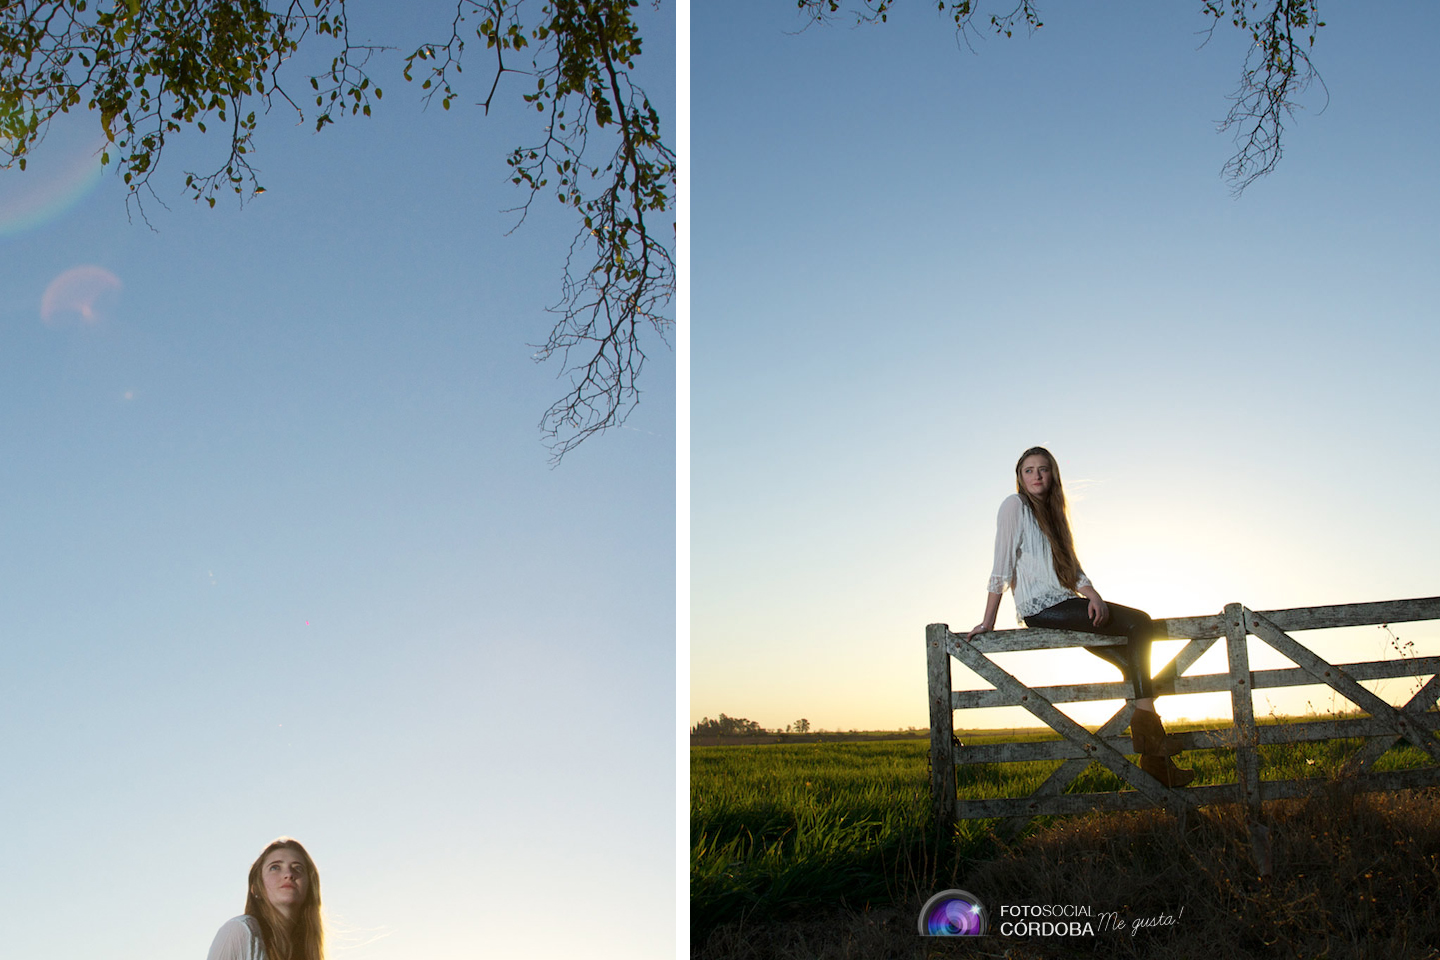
[208,916,262,960]
[996,494,1038,530]
[217,915,258,931]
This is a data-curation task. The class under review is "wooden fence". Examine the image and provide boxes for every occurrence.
[927,597,1440,855]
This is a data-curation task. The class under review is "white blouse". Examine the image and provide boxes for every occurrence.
[987,494,1092,619]
[206,916,266,960]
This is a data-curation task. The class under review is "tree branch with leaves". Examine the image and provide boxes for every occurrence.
[0,0,674,461]
[796,0,1325,196]
[1203,0,1324,194]
[403,0,673,461]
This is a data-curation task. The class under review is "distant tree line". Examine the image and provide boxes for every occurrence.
[690,717,936,737]
[690,714,812,736]
[690,714,764,736]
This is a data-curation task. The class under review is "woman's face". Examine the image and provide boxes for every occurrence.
[260,847,310,918]
[1019,454,1053,497]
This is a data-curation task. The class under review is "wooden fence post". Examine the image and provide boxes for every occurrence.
[1224,603,1261,815]
[1224,602,1269,872]
[927,623,957,827]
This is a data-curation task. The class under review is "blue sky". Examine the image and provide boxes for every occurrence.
[692,1,1440,731]
[0,3,674,958]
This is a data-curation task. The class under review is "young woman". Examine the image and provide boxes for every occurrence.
[967,446,1193,787]
[206,838,325,960]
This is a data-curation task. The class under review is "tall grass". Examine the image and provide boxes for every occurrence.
[691,741,958,932]
[691,723,1438,947]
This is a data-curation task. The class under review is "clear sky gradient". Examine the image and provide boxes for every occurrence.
[0,3,674,958]
[692,1,1440,732]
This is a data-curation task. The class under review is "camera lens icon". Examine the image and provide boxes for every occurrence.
[917,889,987,936]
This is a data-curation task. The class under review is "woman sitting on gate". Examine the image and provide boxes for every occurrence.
[966,446,1193,787]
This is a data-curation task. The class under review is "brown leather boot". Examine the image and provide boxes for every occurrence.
[1130,708,1183,756]
[1140,754,1195,788]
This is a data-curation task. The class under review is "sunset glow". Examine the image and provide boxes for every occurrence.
[692,1,1440,735]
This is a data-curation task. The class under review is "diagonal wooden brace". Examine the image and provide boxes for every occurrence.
[1246,609,1440,764]
[1150,635,1219,694]
[947,635,1197,812]
[999,700,1135,836]
[1000,632,1216,830]
[1341,673,1440,774]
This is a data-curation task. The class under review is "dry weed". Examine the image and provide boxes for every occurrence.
[694,788,1440,960]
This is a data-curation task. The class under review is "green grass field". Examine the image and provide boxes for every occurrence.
[690,722,1438,944]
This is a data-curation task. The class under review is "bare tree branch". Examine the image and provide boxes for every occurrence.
[1202,0,1326,195]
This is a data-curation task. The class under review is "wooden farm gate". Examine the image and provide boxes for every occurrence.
[927,598,1440,855]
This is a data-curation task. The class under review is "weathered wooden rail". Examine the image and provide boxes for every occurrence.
[927,597,1440,848]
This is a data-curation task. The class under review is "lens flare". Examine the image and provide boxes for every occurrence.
[40,265,122,325]
[0,112,107,239]
[917,889,988,936]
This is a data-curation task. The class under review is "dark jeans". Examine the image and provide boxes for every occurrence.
[1024,598,1159,700]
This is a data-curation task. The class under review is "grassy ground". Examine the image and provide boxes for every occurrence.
[691,723,1440,958]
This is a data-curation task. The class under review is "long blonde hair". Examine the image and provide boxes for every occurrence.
[245,837,324,960]
[1015,446,1081,591]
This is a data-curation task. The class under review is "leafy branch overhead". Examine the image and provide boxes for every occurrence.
[797,0,1324,195]
[0,0,673,461]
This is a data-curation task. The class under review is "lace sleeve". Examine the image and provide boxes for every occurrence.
[987,496,1020,594]
[1076,568,1092,592]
